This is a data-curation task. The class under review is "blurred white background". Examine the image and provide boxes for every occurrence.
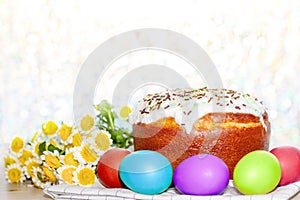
[0,0,299,147]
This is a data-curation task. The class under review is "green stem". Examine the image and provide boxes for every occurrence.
[107,112,115,130]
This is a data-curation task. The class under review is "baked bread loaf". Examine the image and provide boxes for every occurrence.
[130,88,270,177]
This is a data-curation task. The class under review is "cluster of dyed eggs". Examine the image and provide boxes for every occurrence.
[97,146,300,195]
[97,149,173,195]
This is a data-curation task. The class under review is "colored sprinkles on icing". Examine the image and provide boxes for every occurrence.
[138,87,266,117]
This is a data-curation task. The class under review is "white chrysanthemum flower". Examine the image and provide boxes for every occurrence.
[5,163,26,183]
[73,141,99,166]
[4,151,19,168]
[60,148,79,167]
[24,158,42,179]
[57,165,77,185]
[77,114,97,133]
[89,130,112,152]
[9,136,25,156]
[29,137,45,157]
[17,144,35,167]
[41,150,61,169]
[42,120,58,138]
[42,166,58,184]
[88,143,105,158]
[73,165,96,187]
[31,167,51,189]
[57,123,75,145]
[68,131,83,147]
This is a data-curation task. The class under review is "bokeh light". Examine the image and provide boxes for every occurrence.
[0,0,299,147]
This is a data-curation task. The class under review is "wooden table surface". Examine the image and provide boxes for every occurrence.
[0,145,299,200]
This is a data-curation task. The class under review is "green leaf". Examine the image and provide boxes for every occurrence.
[39,141,46,153]
[47,144,63,154]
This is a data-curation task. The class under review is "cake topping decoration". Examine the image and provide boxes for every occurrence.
[129,87,267,132]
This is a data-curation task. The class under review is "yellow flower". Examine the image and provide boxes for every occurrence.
[73,166,96,187]
[24,158,41,178]
[71,132,82,147]
[42,121,58,136]
[7,168,22,183]
[41,151,61,169]
[35,143,42,155]
[58,124,72,142]
[93,130,112,151]
[6,164,25,183]
[79,144,98,163]
[120,105,132,119]
[42,166,57,183]
[4,155,17,168]
[31,167,51,189]
[58,166,76,185]
[10,137,24,153]
[74,142,99,166]
[80,114,95,131]
[31,139,43,156]
[62,150,79,167]
[18,149,34,166]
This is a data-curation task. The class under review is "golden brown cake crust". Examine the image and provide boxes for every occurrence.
[133,112,270,178]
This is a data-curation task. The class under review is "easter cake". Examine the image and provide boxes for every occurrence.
[130,88,270,176]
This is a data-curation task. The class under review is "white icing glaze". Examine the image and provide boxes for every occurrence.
[129,88,268,133]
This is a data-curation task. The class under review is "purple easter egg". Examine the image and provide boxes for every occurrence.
[173,154,230,195]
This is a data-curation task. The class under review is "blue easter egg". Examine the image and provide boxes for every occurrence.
[119,150,173,195]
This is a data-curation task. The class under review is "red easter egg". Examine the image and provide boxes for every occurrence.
[97,148,131,188]
[270,146,300,186]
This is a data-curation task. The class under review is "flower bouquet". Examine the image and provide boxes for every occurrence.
[4,100,133,189]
